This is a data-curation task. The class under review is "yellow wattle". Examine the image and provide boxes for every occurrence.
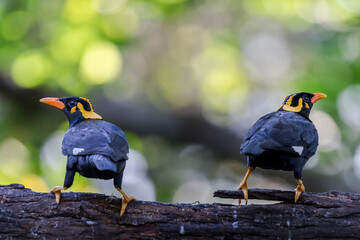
[283,97,303,113]
[77,102,102,119]
[304,102,310,109]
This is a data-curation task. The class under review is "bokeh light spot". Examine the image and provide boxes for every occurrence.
[295,0,353,25]
[40,131,66,172]
[19,174,49,192]
[92,0,127,14]
[50,28,98,64]
[193,43,248,115]
[339,33,360,62]
[353,145,360,180]
[11,50,50,88]
[337,0,360,14]
[0,138,30,179]
[311,110,341,152]
[1,11,32,41]
[101,8,139,41]
[64,0,96,24]
[243,31,292,84]
[337,84,360,132]
[80,41,122,85]
[56,69,90,95]
[173,180,212,203]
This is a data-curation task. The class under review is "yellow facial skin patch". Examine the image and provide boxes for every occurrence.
[77,102,102,119]
[80,97,94,110]
[282,94,303,113]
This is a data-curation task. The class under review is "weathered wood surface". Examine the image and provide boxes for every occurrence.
[0,184,359,239]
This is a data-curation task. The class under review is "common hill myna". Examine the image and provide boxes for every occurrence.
[239,92,327,203]
[40,97,136,216]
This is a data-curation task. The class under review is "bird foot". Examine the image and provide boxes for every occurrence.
[50,186,66,205]
[120,195,137,217]
[237,183,248,205]
[294,182,305,203]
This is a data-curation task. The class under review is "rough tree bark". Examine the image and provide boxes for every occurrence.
[0,184,359,239]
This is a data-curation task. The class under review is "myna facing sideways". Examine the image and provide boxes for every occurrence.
[40,97,136,216]
[239,92,327,203]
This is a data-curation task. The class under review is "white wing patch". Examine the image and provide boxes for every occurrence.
[292,146,304,155]
[73,148,84,155]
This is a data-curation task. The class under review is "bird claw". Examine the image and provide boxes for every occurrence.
[50,186,64,205]
[294,182,305,203]
[120,195,137,217]
[115,187,137,217]
[237,183,248,205]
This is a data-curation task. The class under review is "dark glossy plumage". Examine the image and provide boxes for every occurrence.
[240,111,318,178]
[63,119,129,180]
[236,92,326,204]
[40,96,136,215]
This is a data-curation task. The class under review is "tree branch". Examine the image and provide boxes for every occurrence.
[1,184,359,239]
[214,188,360,207]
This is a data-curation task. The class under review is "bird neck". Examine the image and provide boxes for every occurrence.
[299,108,311,119]
[67,113,86,128]
[278,108,311,120]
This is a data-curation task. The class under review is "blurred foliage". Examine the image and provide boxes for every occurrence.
[0,0,360,203]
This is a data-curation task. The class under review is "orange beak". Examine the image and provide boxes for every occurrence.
[311,93,327,104]
[40,97,65,110]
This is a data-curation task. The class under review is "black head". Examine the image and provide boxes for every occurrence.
[278,92,327,118]
[40,96,102,127]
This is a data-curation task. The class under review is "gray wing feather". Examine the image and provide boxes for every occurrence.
[240,112,277,156]
[62,120,129,161]
[241,111,318,158]
[89,154,117,172]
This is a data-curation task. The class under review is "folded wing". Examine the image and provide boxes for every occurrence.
[62,120,129,161]
[240,112,318,159]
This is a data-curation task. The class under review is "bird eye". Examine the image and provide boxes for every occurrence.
[68,100,77,108]
[303,95,310,102]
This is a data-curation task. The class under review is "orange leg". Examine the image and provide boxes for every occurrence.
[294,178,305,203]
[237,166,254,205]
[115,186,137,216]
[50,186,68,205]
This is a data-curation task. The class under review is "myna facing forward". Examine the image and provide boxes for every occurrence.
[40,97,136,216]
[239,92,327,204]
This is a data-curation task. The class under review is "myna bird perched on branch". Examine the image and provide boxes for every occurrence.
[40,97,136,216]
[238,92,327,204]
